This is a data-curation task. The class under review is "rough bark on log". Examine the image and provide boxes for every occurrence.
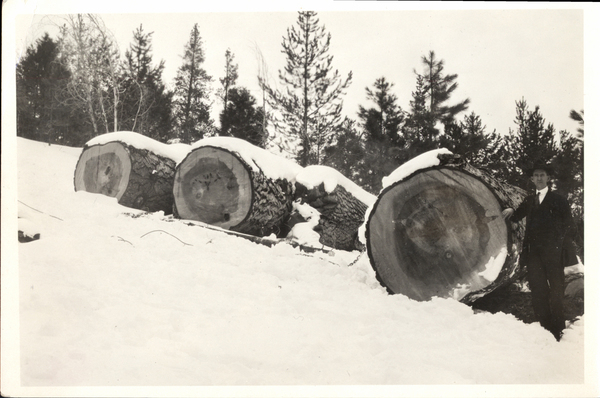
[294,165,376,251]
[173,138,301,237]
[295,179,374,251]
[74,133,187,214]
[365,151,527,303]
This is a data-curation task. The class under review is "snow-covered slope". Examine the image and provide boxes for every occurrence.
[9,138,593,395]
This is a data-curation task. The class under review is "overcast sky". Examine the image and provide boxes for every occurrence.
[11,2,592,137]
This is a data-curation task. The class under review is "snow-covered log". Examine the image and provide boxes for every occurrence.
[74,132,190,214]
[295,165,376,251]
[363,149,527,303]
[173,137,303,237]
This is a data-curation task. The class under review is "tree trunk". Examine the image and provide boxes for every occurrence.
[173,140,300,237]
[74,138,183,214]
[365,152,527,303]
[295,166,376,251]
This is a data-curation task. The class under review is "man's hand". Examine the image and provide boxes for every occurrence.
[502,208,514,220]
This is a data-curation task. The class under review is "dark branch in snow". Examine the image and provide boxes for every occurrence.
[18,200,64,221]
[140,230,193,246]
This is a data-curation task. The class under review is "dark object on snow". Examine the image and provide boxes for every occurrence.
[173,144,296,238]
[74,140,179,214]
[18,230,40,243]
[365,152,527,303]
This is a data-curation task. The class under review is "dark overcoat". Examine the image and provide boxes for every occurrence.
[511,190,578,267]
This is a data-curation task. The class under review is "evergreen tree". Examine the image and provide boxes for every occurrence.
[355,77,405,193]
[219,87,266,147]
[172,23,214,143]
[569,109,584,140]
[419,51,470,137]
[357,77,404,143]
[218,49,239,109]
[121,25,172,141]
[501,99,558,190]
[260,11,352,166]
[438,111,496,167]
[323,118,365,184]
[400,73,439,160]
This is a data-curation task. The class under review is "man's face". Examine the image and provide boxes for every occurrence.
[531,169,550,191]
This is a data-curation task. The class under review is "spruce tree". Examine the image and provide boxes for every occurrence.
[121,25,172,141]
[16,33,86,145]
[322,118,365,184]
[400,74,439,159]
[218,49,239,110]
[356,77,405,193]
[438,112,496,167]
[357,77,404,143]
[419,51,470,136]
[172,23,214,143]
[219,87,266,147]
[260,11,352,166]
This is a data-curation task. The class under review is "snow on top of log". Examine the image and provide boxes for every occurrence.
[296,165,377,206]
[381,148,454,189]
[85,132,191,163]
[190,137,303,182]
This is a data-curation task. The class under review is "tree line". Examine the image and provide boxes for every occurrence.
[16,12,583,232]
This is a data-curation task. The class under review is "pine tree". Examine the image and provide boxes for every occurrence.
[322,117,365,184]
[419,51,470,136]
[218,49,239,110]
[17,32,91,145]
[438,112,496,167]
[569,109,584,140]
[400,74,439,159]
[219,87,266,147]
[357,77,404,143]
[502,99,558,189]
[172,23,214,143]
[260,11,352,166]
[121,25,172,141]
[354,77,405,193]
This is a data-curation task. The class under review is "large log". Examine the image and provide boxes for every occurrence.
[173,137,303,237]
[295,165,376,251]
[364,149,527,303]
[74,132,190,214]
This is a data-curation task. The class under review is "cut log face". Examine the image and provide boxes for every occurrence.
[174,145,295,237]
[174,146,252,228]
[74,141,178,214]
[74,142,131,201]
[366,167,509,301]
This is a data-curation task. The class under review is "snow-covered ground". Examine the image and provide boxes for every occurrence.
[3,138,598,397]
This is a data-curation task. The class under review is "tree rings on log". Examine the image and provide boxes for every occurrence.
[366,166,511,302]
[74,141,179,214]
[173,145,296,237]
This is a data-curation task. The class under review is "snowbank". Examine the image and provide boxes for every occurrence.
[6,138,592,397]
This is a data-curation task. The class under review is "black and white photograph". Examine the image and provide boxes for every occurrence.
[2,1,598,397]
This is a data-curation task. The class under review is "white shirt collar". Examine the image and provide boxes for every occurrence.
[537,186,549,203]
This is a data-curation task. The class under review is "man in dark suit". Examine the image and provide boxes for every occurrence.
[502,164,577,341]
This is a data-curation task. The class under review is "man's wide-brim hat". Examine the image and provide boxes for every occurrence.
[527,162,554,176]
